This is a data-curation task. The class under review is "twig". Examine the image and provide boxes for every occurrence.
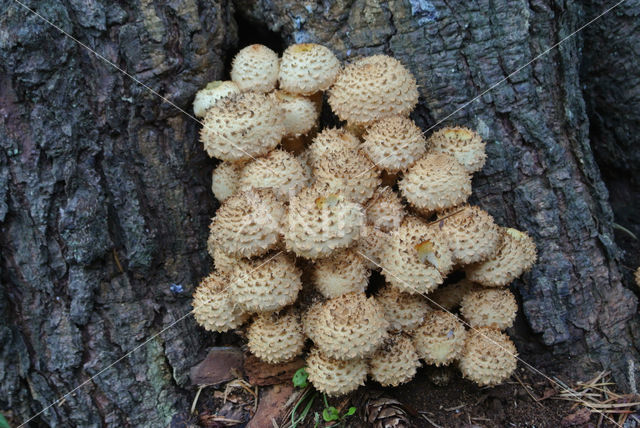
[420,413,444,428]
[513,374,544,407]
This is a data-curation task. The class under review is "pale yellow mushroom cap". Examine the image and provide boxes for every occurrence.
[379,217,454,295]
[412,310,467,366]
[271,90,319,137]
[328,55,419,125]
[303,292,388,360]
[211,160,244,202]
[427,278,479,311]
[312,249,370,298]
[200,92,285,161]
[313,148,381,204]
[369,334,421,387]
[458,328,517,386]
[399,153,472,213]
[193,81,241,118]
[465,227,537,287]
[229,253,302,313]
[279,43,341,95]
[428,126,486,174]
[192,272,248,332]
[365,186,406,232]
[238,149,309,200]
[437,205,501,265]
[361,116,427,172]
[307,127,361,167]
[306,347,367,396]
[284,184,365,259]
[209,189,285,258]
[376,285,431,332]
[354,224,390,270]
[247,309,306,363]
[230,44,279,92]
[460,288,518,330]
[207,243,239,276]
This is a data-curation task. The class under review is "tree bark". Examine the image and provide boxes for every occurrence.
[0,0,236,426]
[1,0,639,426]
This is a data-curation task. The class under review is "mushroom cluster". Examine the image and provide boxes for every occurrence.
[192,43,538,395]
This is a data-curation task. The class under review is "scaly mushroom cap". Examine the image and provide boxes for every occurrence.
[271,90,319,136]
[211,161,244,202]
[238,149,308,200]
[379,217,453,295]
[193,81,241,118]
[193,272,248,332]
[207,243,239,276]
[427,279,479,311]
[365,187,406,232]
[230,44,279,92]
[312,249,370,298]
[369,334,421,387]
[376,285,431,332]
[460,289,517,330]
[458,328,517,386]
[428,126,486,173]
[303,292,388,360]
[229,253,302,312]
[313,148,381,203]
[355,225,390,270]
[465,227,537,287]
[399,153,472,213]
[361,116,427,172]
[279,43,341,95]
[438,205,501,265]
[210,189,285,258]
[247,309,306,363]
[201,92,285,161]
[306,347,367,396]
[412,310,467,366]
[328,55,419,125]
[285,184,365,259]
[297,149,314,183]
[308,127,361,167]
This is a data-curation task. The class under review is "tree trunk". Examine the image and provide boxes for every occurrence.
[1,0,639,426]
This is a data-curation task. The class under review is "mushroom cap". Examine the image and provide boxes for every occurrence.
[308,127,361,167]
[271,90,319,136]
[285,184,365,259]
[238,149,309,200]
[427,278,479,311]
[428,126,486,174]
[376,285,431,332]
[192,272,248,332]
[229,253,302,313]
[460,288,517,330]
[201,92,285,161]
[361,116,427,172]
[328,55,419,125]
[313,148,381,204]
[207,242,239,276]
[465,227,537,287]
[355,225,390,270]
[296,149,314,183]
[412,310,467,366]
[247,309,306,363]
[306,347,367,396]
[365,186,406,232]
[193,81,241,118]
[312,249,370,298]
[210,189,285,258]
[279,43,341,95]
[438,205,502,265]
[399,153,472,213]
[230,44,279,92]
[303,292,388,360]
[211,161,244,202]
[368,334,421,387]
[379,217,453,295]
[458,328,517,386]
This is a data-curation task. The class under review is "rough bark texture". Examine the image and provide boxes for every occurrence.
[1,0,640,426]
[0,0,235,425]
[235,0,640,388]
